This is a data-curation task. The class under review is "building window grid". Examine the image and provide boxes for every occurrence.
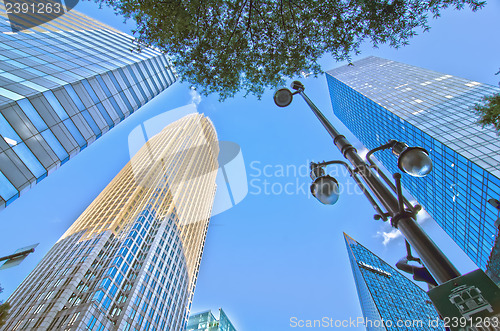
[3,115,213,329]
[0,55,173,205]
[347,239,443,330]
[328,73,500,270]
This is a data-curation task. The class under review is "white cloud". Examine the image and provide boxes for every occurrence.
[300,71,312,78]
[376,227,402,246]
[189,86,202,105]
[417,210,431,223]
[375,209,431,246]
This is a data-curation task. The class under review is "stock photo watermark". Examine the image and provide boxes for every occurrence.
[289,316,444,328]
[248,161,365,198]
[127,105,366,220]
[4,0,79,32]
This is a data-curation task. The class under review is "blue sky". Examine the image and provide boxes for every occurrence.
[1,1,499,330]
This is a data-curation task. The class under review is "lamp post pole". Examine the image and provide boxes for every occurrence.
[290,81,460,284]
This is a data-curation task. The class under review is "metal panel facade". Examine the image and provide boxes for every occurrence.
[0,2,176,209]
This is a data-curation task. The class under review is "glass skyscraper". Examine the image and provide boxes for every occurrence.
[345,233,444,331]
[186,308,237,331]
[327,57,500,282]
[0,1,176,210]
[2,114,219,331]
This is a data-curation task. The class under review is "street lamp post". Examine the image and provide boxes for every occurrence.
[274,81,460,284]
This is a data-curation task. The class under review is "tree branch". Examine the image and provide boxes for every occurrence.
[246,0,255,44]
[287,0,298,36]
[280,0,288,42]
[224,0,249,49]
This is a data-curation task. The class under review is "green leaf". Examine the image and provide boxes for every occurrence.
[474,93,500,134]
[95,0,486,101]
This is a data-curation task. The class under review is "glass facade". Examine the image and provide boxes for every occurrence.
[3,114,219,331]
[186,308,237,331]
[327,56,500,281]
[0,1,176,209]
[345,233,444,331]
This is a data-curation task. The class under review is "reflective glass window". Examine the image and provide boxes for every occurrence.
[118,92,133,113]
[95,103,113,127]
[117,69,138,105]
[0,71,23,82]
[108,97,124,120]
[127,68,149,101]
[5,59,27,69]
[0,113,21,144]
[41,130,68,161]
[43,91,69,121]
[95,76,112,98]
[24,67,47,76]
[80,110,101,136]
[0,87,23,101]
[0,171,17,201]
[81,79,100,104]
[21,81,47,93]
[12,143,46,178]
[63,84,86,112]
[63,119,86,147]
[45,75,68,85]
[17,99,48,131]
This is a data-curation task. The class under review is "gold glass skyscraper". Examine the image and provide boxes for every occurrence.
[3,113,219,331]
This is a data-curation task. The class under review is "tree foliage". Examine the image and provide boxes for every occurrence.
[0,302,9,327]
[0,285,10,327]
[474,92,500,134]
[473,68,500,133]
[98,0,485,100]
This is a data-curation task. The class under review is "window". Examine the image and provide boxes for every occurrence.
[43,91,68,121]
[12,143,46,178]
[34,304,45,314]
[63,119,86,147]
[87,315,97,330]
[40,130,68,160]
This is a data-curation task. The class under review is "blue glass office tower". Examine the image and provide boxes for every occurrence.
[327,57,500,283]
[186,308,237,331]
[345,233,444,331]
[0,1,176,210]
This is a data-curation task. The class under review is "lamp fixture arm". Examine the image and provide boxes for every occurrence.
[293,83,460,284]
[366,141,416,212]
[311,161,388,220]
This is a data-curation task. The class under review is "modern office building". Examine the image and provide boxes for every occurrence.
[0,1,176,210]
[186,308,237,331]
[2,114,219,331]
[327,57,500,282]
[345,233,444,330]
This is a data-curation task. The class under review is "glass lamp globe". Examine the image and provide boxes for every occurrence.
[273,88,293,107]
[398,147,433,177]
[310,175,340,205]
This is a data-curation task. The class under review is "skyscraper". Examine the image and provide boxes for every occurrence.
[186,308,237,331]
[0,1,176,210]
[344,233,444,331]
[2,113,219,331]
[327,57,500,281]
